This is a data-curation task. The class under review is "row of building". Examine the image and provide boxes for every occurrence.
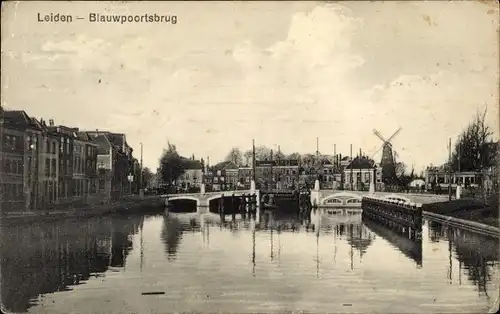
[0,108,141,213]
[174,155,384,192]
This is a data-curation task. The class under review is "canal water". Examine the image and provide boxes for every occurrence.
[1,209,498,313]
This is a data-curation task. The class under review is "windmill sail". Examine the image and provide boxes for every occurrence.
[373,128,402,186]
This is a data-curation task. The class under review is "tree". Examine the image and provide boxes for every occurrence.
[255,146,272,160]
[142,167,154,188]
[225,148,243,166]
[243,150,253,166]
[395,161,407,179]
[275,150,286,160]
[452,109,494,172]
[287,152,301,160]
[158,143,185,185]
[243,145,273,162]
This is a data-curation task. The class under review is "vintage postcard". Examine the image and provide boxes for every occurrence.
[1,1,499,313]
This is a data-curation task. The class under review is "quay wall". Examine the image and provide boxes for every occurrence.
[423,211,500,239]
[0,196,164,226]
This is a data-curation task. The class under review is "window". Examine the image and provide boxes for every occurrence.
[52,142,56,154]
[52,159,56,177]
[45,159,50,177]
[4,159,11,173]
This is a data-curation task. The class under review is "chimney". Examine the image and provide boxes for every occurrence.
[49,119,54,126]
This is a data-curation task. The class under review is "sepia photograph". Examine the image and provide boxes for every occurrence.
[1,1,499,313]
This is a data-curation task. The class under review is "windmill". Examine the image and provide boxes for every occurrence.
[372,127,402,185]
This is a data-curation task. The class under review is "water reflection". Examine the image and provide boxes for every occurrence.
[2,209,498,313]
[0,215,143,313]
[427,221,498,297]
[363,216,423,267]
[162,216,187,260]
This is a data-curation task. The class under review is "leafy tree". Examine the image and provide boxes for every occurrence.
[158,143,185,185]
[452,109,494,172]
[225,148,243,166]
[287,152,301,160]
[142,167,154,188]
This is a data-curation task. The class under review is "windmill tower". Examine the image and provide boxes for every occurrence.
[373,128,402,186]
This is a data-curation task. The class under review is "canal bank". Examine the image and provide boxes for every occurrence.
[0,195,164,225]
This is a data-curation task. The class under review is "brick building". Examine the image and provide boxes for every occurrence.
[1,110,43,212]
[85,131,134,202]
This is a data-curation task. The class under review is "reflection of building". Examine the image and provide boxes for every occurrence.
[0,216,141,313]
[345,224,374,258]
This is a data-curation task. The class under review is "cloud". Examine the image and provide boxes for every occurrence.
[2,2,498,172]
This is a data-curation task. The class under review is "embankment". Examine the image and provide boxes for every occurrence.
[0,196,165,226]
[422,198,499,238]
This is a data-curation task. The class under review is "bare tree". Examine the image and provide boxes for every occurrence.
[452,108,494,172]
[225,147,243,166]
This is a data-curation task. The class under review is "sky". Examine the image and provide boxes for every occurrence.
[2,1,499,172]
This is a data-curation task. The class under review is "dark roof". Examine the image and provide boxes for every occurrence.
[3,110,43,130]
[348,156,376,169]
[84,131,132,153]
[89,134,112,155]
[107,133,125,148]
[182,158,204,170]
[77,131,92,141]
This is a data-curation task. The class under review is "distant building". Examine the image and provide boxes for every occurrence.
[210,160,238,191]
[343,156,382,191]
[237,167,253,189]
[85,131,134,202]
[177,158,203,191]
[409,179,425,189]
[47,123,76,205]
[36,118,59,209]
[255,159,299,190]
[77,132,99,204]
[425,167,481,190]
